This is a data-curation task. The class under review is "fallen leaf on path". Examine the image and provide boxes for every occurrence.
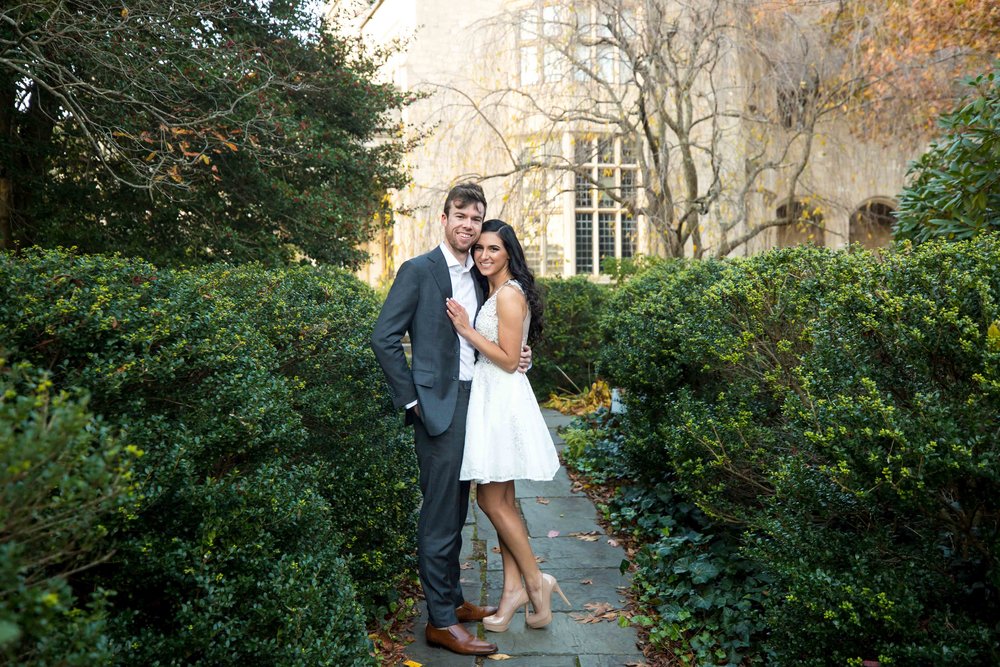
[487,654,512,661]
[460,562,473,570]
[402,661,422,667]
[547,530,560,538]
[491,546,502,554]
[569,531,601,542]
[535,496,550,505]
[571,601,620,624]
[608,538,619,547]
[581,579,593,585]
[570,612,601,623]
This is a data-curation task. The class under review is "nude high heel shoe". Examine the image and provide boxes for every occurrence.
[525,573,571,629]
[482,588,529,632]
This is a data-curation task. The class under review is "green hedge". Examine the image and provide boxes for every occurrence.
[588,239,1000,665]
[533,276,611,399]
[0,249,418,665]
[1,360,133,666]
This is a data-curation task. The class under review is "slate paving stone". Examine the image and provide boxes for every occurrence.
[489,613,641,658]
[476,656,579,667]
[521,495,605,536]
[577,656,648,667]
[513,469,574,498]
[485,567,631,614]
[485,534,629,573]
[400,409,645,667]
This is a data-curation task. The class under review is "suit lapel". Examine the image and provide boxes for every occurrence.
[428,247,452,299]
[472,267,484,312]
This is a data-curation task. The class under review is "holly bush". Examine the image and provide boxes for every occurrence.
[533,276,611,400]
[0,248,418,665]
[1,360,135,665]
[589,239,1000,664]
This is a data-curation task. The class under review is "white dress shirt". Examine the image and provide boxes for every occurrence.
[439,242,478,381]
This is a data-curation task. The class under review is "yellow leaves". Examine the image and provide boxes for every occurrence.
[402,661,422,667]
[167,165,183,183]
[987,321,1000,351]
[121,7,129,18]
[543,380,611,415]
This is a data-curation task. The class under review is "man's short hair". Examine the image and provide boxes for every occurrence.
[443,182,487,216]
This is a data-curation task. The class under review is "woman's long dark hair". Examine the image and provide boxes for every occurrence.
[477,219,544,345]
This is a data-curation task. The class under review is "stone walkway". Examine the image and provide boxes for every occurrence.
[401,409,645,667]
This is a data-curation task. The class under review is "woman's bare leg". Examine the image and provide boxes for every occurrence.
[477,481,544,601]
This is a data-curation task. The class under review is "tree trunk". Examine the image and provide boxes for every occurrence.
[0,178,11,251]
[0,74,12,251]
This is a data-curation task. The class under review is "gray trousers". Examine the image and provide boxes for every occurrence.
[412,381,472,628]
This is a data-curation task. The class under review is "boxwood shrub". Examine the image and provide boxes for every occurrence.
[1,359,134,666]
[0,248,418,665]
[533,276,611,400]
[591,239,1000,664]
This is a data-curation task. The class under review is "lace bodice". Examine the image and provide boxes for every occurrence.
[475,280,530,366]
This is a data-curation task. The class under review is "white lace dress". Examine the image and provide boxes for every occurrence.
[460,280,560,484]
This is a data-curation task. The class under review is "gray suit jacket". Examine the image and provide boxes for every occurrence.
[371,246,483,437]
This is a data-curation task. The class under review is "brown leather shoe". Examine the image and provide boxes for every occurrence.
[425,623,498,655]
[455,600,499,623]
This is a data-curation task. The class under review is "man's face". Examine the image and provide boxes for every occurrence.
[441,199,485,257]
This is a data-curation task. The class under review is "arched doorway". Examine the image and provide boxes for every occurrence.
[850,199,896,249]
[775,199,825,247]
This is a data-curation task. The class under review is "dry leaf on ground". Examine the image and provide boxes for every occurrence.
[535,496,550,505]
[569,531,601,542]
[571,601,620,624]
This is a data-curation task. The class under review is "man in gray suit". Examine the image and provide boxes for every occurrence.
[371,182,529,656]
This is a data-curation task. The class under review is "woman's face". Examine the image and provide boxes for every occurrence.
[472,231,510,278]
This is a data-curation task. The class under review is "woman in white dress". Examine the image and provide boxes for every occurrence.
[445,219,568,632]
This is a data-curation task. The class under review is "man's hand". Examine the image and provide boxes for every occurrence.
[517,344,532,373]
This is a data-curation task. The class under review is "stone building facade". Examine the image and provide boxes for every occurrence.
[337,0,923,286]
